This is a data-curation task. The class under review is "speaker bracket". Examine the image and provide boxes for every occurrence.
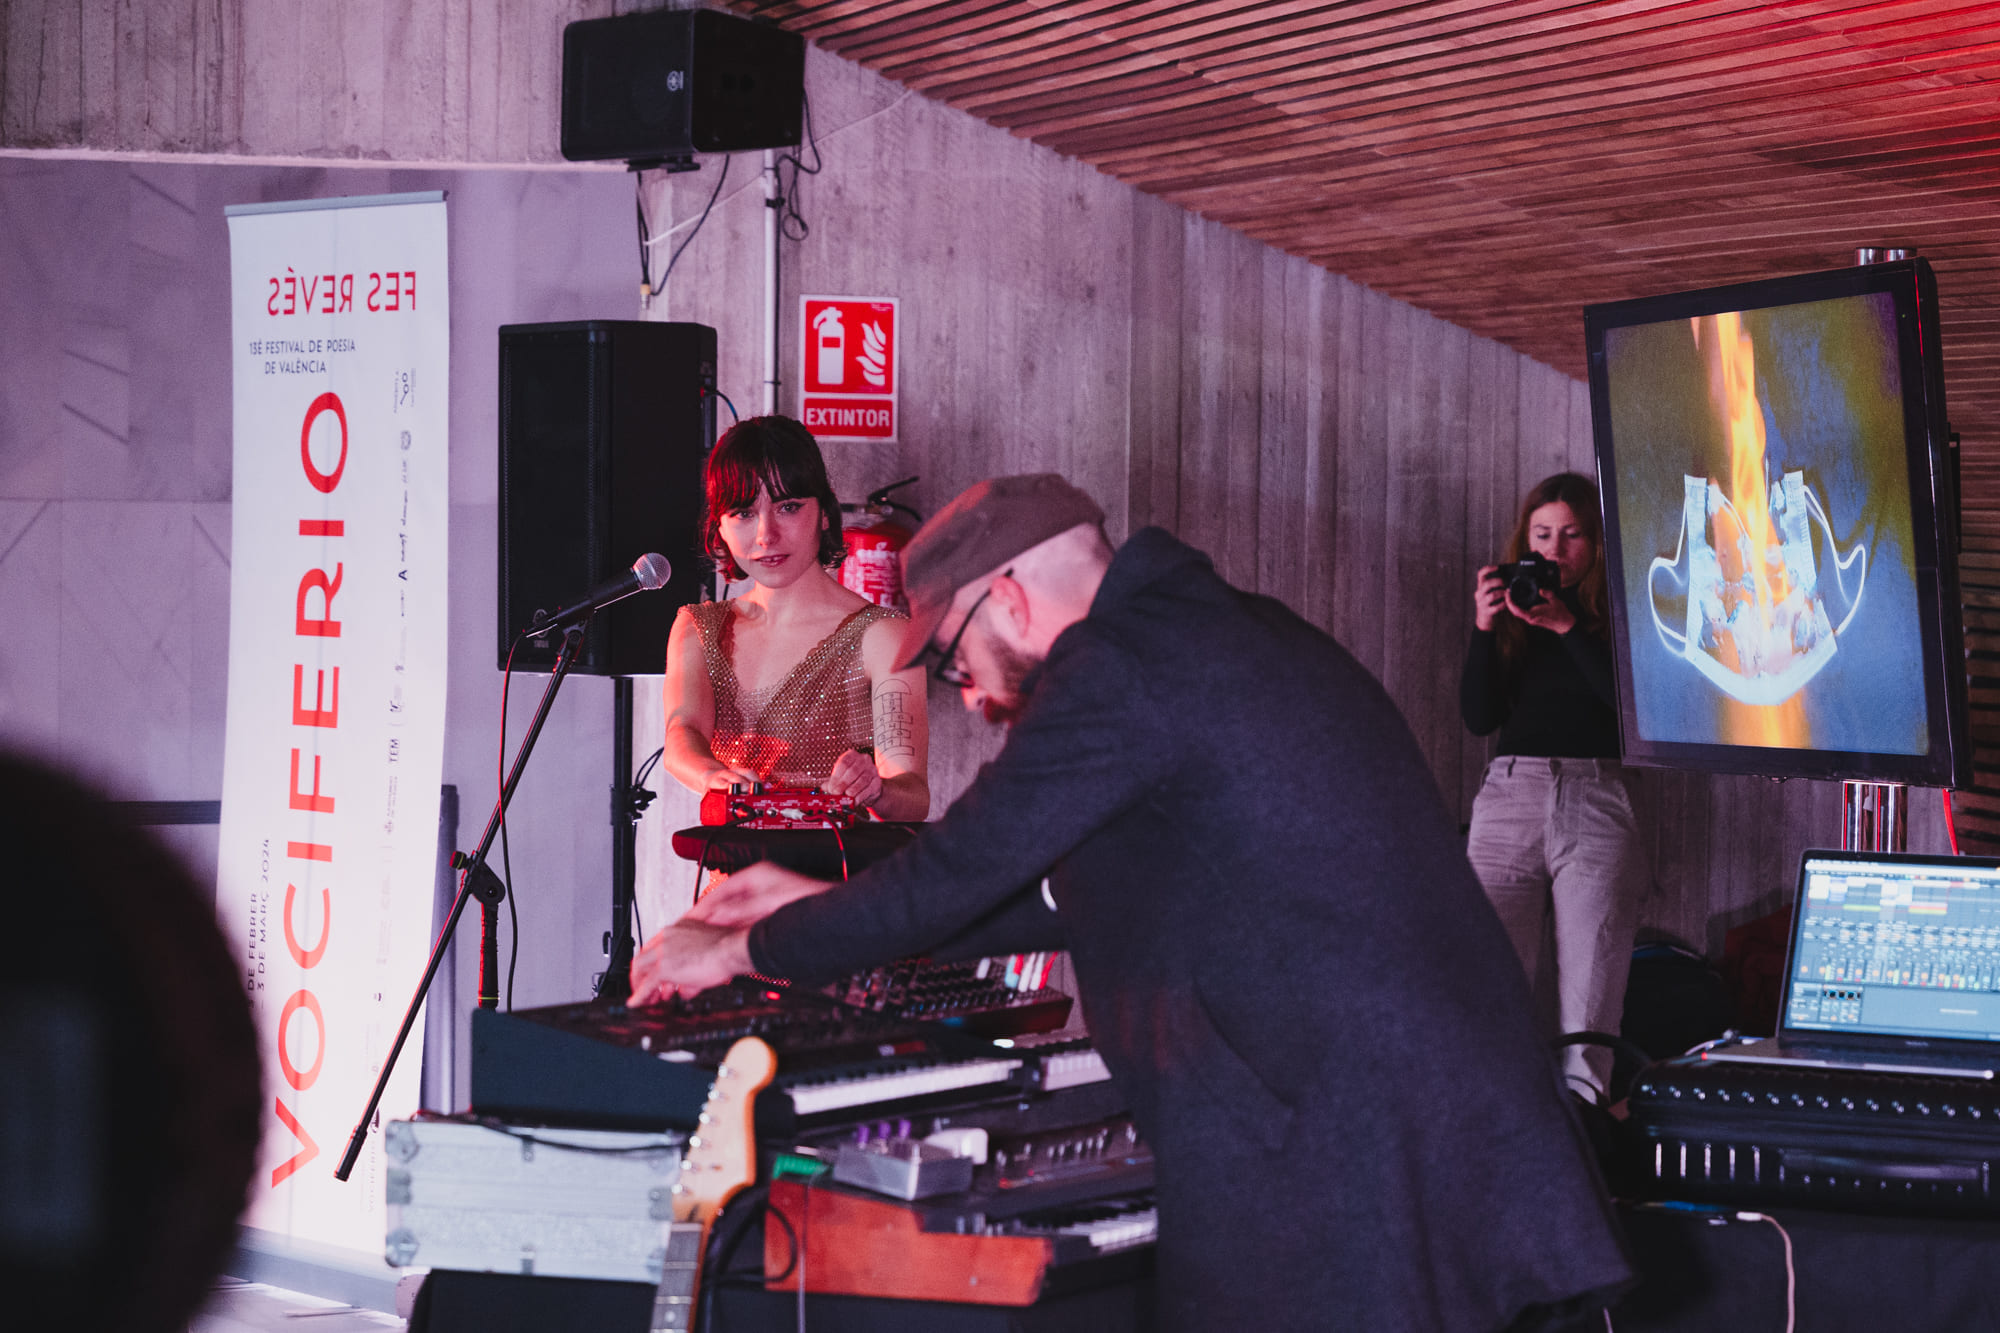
[627,154,699,175]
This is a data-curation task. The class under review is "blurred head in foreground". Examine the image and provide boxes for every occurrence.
[0,751,261,1332]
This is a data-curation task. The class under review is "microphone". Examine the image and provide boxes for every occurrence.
[528,553,672,636]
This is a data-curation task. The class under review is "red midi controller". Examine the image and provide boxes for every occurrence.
[697,784,859,830]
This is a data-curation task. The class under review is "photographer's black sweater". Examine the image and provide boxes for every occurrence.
[1460,589,1620,758]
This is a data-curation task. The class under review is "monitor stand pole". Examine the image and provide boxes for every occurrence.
[1842,781,1907,853]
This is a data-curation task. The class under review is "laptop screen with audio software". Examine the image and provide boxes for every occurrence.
[1786,852,2000,1045]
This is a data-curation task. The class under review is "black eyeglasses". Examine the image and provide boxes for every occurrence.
[921,570,1009,688]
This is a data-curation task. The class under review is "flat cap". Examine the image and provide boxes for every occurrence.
[897,474,1105,670]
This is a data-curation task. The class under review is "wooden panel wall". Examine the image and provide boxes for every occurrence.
[1944,464,2000,855]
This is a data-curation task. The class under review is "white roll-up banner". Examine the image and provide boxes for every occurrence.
[218,192,449,1253]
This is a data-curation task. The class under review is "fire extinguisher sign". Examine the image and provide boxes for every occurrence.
[801,296,898,441]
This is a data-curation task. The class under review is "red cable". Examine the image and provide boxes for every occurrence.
[1945,787,1961,856]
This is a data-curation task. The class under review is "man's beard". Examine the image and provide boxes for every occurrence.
[979,639,1044,726]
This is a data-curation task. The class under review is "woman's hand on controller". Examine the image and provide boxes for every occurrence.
[703,764,762,791]
[823,748,884,807]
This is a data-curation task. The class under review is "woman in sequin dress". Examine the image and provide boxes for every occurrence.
[661,416,930,821]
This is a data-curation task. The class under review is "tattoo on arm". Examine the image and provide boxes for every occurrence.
[873,679,916,764]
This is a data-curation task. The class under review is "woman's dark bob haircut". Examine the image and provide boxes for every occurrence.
[701,415,845,580]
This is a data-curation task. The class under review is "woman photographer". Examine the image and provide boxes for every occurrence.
[1461,472,1643,1096]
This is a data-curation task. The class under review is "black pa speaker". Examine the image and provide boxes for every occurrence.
[560,9,805,167]
[497,320,716,676]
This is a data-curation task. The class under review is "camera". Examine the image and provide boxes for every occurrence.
[1495,552,1561,609]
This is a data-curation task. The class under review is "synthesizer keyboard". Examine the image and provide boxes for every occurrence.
[830,957,1072,1038]
[1056,1204,1158,1254]
[471,982,1048,1133]
[782,1054,1025,1116]
[1017,1037,1112,1092]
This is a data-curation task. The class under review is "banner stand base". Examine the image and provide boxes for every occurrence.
[226,1225,410,1314]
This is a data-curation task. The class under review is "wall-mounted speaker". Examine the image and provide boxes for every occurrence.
[561,9,806,167]
[497,321,716,677]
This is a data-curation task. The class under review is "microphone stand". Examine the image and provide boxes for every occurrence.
[594,676,652,1004]
[335,620,588,1182]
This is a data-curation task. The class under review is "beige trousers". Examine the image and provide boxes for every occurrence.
[1466,755,1646,1096]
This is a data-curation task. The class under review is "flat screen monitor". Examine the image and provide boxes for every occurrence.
[1584,259,1968,786]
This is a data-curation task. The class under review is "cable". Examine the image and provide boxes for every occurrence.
[762,1195,799,1283]
[635,746,665,790]
[627,744,667,945]
[473,1119,680,1158]
[1945,787,1961,854]
[661,155,732,292]
[772,91,822,243]
[1684,1029,1743,1057]
[643,172,760,248]
[1734,1212,1795,1332]
[714,389,740,423]
[498,637,522,1013]
[501,808,518,1012]
[700,1185,783,1329]
[797,1173,811,1333]
[635,189,654,299]
[691,836,714,913]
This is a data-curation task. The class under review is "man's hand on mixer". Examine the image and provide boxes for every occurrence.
[628,920,752,1006]
[683,861,836,928]
[822,748,884,806]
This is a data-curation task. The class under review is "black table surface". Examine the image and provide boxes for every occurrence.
[411,1268,1152,1333]
[409,1200,2000,1332]
[1610,1200,2000,1332]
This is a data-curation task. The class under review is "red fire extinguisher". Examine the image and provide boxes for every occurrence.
[840,477,922,613]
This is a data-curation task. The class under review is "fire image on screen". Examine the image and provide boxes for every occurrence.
[1603,291,1925,753]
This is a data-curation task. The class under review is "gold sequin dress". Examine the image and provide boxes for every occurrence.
[684,600,902,787]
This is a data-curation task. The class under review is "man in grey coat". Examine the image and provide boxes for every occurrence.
[632,474,1632,1331]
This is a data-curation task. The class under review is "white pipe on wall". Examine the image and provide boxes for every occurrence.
[763,149,780,415]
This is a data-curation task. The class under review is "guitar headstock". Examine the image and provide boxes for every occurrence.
[674,1036,776,1224]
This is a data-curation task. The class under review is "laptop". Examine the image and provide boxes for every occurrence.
[1698,848,2000,1081]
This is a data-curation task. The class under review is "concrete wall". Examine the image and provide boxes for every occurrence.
[0,154,640,1103]
[2,7,1950,1093]
[2,0,604,165]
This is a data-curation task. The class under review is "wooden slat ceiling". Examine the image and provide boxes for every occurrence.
[735,0,2000,834]
[730,0,2000,442]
